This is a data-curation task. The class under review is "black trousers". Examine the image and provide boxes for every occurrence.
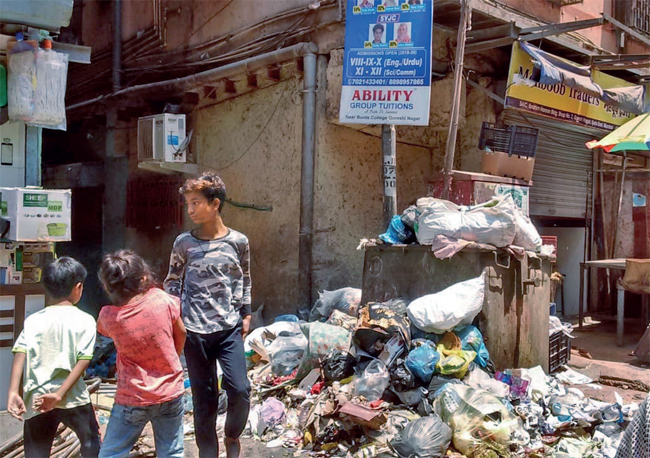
[24,403,100,458]
[185,325,251,458]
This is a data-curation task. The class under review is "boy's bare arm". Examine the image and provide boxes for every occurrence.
[172,317,187,356]
[8,352,26,420]
[34,359,91,413]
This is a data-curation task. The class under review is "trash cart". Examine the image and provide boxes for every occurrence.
[361,243,551,372]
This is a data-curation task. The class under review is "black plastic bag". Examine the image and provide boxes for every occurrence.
[390,415,452,458]
[321,349,356,382]
[390,358,416,392]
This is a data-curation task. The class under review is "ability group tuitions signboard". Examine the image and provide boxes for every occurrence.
[505,42,637,131]
[339,0,433,126]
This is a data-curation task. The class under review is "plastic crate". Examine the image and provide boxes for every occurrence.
[478,122,540,158]
[549,330,571,373]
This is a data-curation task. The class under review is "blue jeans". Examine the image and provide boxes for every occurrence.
[99,396,184,458]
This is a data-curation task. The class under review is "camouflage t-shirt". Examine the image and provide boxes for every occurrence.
[164,229,251,334]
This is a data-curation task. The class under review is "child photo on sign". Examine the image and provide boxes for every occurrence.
[370,23,385,45]
[358,0,374,7]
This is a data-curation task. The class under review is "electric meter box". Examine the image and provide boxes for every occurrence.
[0,187,72,242]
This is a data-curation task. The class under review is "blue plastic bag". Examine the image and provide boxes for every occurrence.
[455,325,490,368]
[379,215,416,245]
[405,339,440,383]
[275,314,300,323]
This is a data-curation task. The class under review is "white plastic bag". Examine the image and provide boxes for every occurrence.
[435,385,528,455]
[31,47,68,130]
[512,208,542,251]
[354,359,390,401]
[267,334,308,376]
[407,272,486,334]
[416,196,517,247]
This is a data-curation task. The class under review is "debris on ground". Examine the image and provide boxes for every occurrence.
[240,296,641,458]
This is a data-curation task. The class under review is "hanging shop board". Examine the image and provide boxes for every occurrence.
[339,0,433,126]
[505,42,638,131]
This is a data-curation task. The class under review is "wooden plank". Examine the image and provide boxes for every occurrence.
[0,310,13,318]
[583,259,627,269]
[0,283,47,296]
[14,295,25,342]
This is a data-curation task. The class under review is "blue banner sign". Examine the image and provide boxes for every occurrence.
[339,0,433,126]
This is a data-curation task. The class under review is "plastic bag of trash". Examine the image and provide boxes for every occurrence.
[435,384,528,455]
[401,205,420,231]
[355,299,412,356]
[267,334,308,376]
[320,349,356,382]
[390,358,416,392]
[436,345,476,379]
[295,322,351,380]
[354,359,390,401]
[405,339,441,383]
[380,215,416,245]
[260,397,286,428]
[465,366,510,398]
[428,375,464,398]
[309,287,362,322]
[390,414,452,458]
[415,195,517,247]
[407,272,486,334]
[326,309,358,331]
[455,325,491,368]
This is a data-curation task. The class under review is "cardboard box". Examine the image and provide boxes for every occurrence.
[0,188,72,242]
[481,151,535,182]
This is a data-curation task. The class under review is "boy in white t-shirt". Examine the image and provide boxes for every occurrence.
[8,257,100,458]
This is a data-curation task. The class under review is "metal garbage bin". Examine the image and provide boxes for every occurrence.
[361,243,551,372]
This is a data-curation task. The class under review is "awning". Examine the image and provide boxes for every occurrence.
[519,42,646,115]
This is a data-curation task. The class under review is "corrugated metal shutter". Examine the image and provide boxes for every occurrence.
[502,110,601,219]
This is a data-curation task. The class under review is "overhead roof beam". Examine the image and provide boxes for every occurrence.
[466,18,604,53]
[603,13,650,49]
[519,17,605,42]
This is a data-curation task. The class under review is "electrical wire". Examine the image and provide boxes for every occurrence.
[201,80,291,172]
[178,0,238,49]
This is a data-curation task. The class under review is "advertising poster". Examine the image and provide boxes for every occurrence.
[339,0,433,126]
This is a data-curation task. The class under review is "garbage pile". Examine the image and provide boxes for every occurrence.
[374,195,555,259]
[243,284,639,457]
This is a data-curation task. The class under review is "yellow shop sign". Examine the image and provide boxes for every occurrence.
[505,42,637,131]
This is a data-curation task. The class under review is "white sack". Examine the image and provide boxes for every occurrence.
[512,208,542,251]
[407,272,486,334]
[416,196,517,247]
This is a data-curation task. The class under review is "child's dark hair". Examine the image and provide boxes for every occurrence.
[43,257,87,300]
[179,172,226,211]
[98,250,155,305]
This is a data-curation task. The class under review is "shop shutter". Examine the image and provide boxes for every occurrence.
[502,110,601,219]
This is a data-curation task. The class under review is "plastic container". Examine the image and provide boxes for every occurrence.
[549,330,571,373]
[479,122,540,158]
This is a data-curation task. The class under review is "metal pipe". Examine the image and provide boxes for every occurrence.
[112,0,122,90]
[381,124,397,228]
[68,42,320,111]
[298,51,318,313]
[442,0,470,199]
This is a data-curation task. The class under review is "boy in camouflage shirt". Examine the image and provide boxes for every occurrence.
[164,173,251,458]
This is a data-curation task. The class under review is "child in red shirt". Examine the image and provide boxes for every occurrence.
[97,250,186,458]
